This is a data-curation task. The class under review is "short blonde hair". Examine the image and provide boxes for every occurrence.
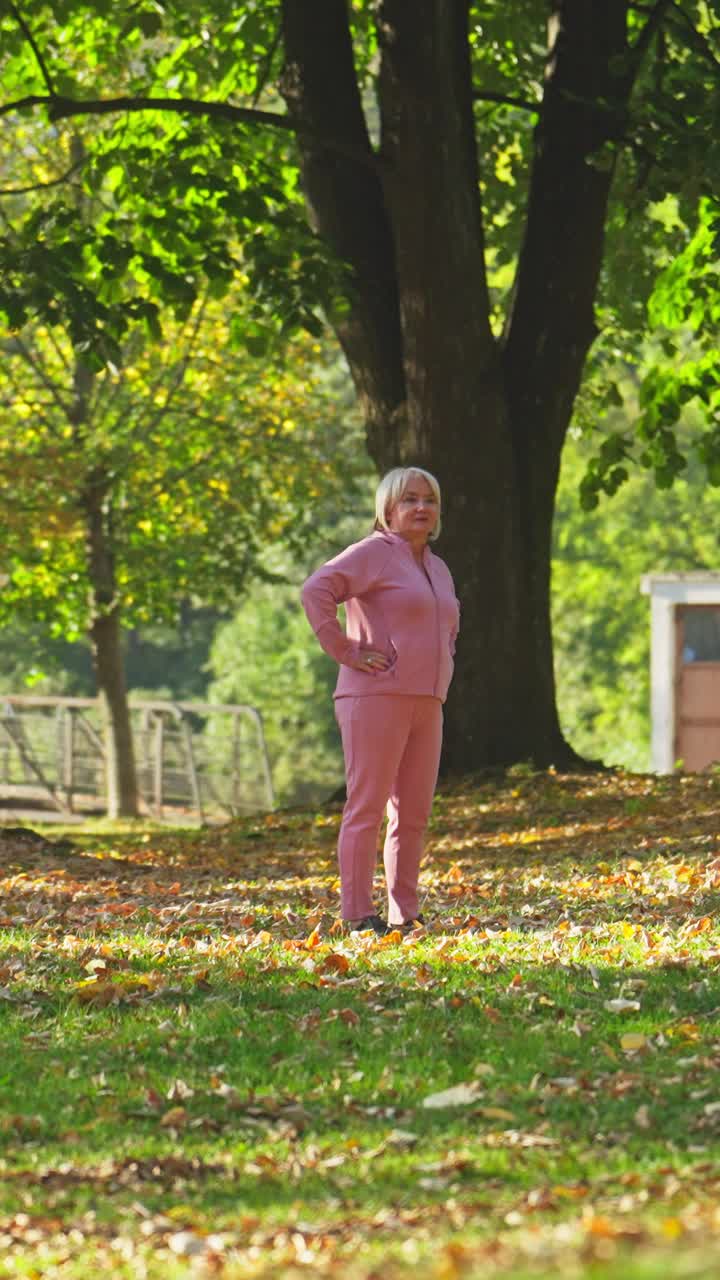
[373,466,442,541]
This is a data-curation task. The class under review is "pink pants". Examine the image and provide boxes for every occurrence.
[334,695,443,923]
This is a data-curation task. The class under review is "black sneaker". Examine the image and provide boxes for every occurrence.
[346,914,390,937]
[397,915,426,934]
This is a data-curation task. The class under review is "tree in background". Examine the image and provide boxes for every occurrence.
[0,294,358,815]
[2,3,719,776]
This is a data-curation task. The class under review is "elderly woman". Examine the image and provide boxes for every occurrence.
[301,466,460,935]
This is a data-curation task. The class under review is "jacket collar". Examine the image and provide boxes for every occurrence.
[374,529,432,562]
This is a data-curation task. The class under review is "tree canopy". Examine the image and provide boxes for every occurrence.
[0,297,354,638]
[2,2,716,353]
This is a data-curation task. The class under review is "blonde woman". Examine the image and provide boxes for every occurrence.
[301,467,460,935]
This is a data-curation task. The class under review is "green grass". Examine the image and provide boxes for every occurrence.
[1,768,720,1277]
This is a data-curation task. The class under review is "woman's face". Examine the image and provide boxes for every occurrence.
[388,476,439,542]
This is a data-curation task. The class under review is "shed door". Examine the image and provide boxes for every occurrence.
[675,606,720,771]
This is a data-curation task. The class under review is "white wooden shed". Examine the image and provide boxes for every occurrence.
[641,572,720,773]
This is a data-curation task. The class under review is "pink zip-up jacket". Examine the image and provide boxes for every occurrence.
[301,530,460,702]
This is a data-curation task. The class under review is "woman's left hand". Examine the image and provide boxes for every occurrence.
[351,648,392,673]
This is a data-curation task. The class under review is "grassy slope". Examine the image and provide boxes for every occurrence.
[1,767,720,1278]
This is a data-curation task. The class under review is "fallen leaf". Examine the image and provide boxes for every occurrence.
[167,1231,208,1257]
[422,1082,481,1109]
[620,1032,649,1052]
[159,1107,188,1128]
[319,952,350,974]
[478,1106,515,1121]
[336,1008,360,1027]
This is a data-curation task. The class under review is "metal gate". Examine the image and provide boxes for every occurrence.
[0,695,274,821]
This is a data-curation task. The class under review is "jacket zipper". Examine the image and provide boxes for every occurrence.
[423,559,442,698]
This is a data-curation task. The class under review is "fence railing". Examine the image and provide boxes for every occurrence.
[0,695,274,821]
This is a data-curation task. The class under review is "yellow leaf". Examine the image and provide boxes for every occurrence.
[552,1184,588,1200]
[166,1205,198,1221]
[478,1106,515,1121]
[160,1107,188,1128]
[620,1032,648,1052]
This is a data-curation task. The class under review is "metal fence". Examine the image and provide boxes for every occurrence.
[0,695,274,821]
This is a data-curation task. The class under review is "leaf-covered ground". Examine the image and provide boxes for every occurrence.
[2,767,720,1279]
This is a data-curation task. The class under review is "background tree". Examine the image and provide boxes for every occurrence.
[0,294,357,814]
[0,2,719,774]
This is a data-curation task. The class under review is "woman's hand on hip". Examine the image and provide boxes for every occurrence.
[351,648,392,674]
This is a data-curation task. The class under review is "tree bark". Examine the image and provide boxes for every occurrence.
[281,0,645,771]
[280,0,406,463]
[83,474,139,818]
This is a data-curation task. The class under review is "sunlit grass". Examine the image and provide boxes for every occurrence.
[1,768,720,1276]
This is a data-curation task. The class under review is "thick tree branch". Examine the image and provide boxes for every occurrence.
[0,93,50,118]
[0,91,381,168]
[0,92,294,130]
[280,0,405,465]
[504,0,641,451]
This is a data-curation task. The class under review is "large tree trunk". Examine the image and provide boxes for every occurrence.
[281,0,642,771]
[84,474,139,818]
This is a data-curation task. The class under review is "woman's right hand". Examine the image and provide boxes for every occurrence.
[350,648,392,674]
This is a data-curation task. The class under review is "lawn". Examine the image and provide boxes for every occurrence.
[1,766,720,1278]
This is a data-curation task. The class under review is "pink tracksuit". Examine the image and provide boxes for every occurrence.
[301,531,460,922]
